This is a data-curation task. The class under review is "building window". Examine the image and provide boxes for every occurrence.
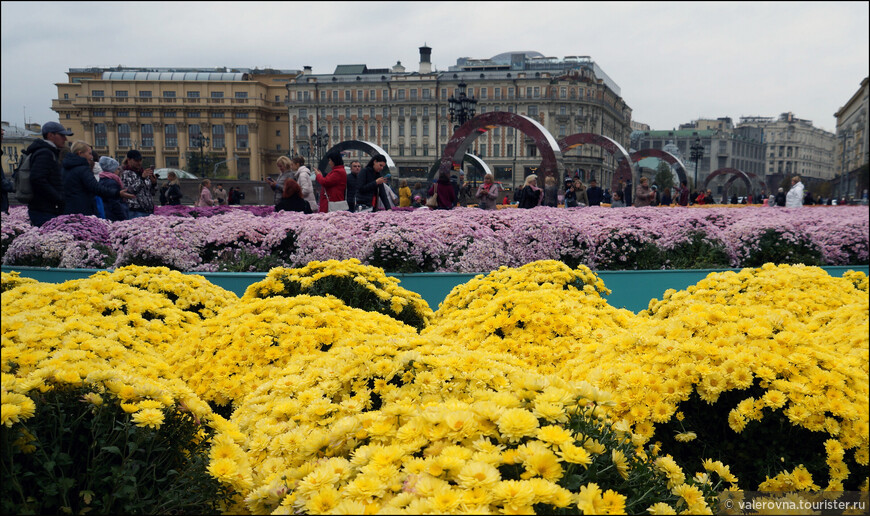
[411,107,417,117]
[345,126,352,138]
[357,90,364,101]
[422,89,431,100]
[163,91,176,98]
[164,111,176,118]
[369,89,376,100]
[165,124,178,147]
[508,87,515,99]
[212,124,225,148]
[410,89,418,100]
[345,90,352,101]
[399,144,404,156]
[560,87,567,99]
[399,123,404,137]
[299,125,308,136]
[118,123,131,146]
[560,106,567,115]
[236,125,248,148]
[423,125,429,137]
[236,112,248,118]
[383,107,389,117]
[211,91,224,98]
[92,90,104,97]
[331,90,338,101]
[493,144,500,156]
[370,125,376,138]
[399,107,405,117]
[507,144,513,155]
[187,91,200,98]
[411,124,417,137]
[357,108,363,118]
[382,125,389,137]
[93,110,106,117]
[138,111,152,117]
[559,125,566,137]
[357,126,364,139]
[213,111,224,118]
[188,111,200,118]
[235,91,248,99]
[397,89,405,100]
[115,90,128,97]
[95,123,107,147]
[141,124,154,146]
[441,125,447,137]
[139,90,152,98]
[479,87,487,99]
[423,106,429,117]
[320,91,327,101]
[188,124,201,146]
[528,105,538,116]
[116,110,129,117]
[299,108,308,119]
[410,144,416,156]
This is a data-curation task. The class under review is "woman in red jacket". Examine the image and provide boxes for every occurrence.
[314,151,348,213]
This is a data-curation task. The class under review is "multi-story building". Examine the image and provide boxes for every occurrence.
[737,112,836,192]
[1,121,41,176]
[52,67,300,179]
[833,77,869,200]
[632,117,766,194]
[286,47,632,189]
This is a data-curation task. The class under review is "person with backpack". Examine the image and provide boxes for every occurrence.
[160,170,183,206]
[20,122,71,227]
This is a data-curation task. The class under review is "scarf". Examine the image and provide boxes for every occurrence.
[99,171,124,188]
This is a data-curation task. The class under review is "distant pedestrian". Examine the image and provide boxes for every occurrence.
[24,121,71,227]
[214,183,228,205]
[313,151,347,213]
[159,170,183,206]
[610,191,626,208]
[356,154,392,211]
[119,149,157,218]
[660,186,672,206]
[398,179,412,207]
[427,171,457,210]
[542,175,558,207]
[785,175,804,208]
[266,156,296,205]
[346,160,362,212]
[276,178,312,214]
[62,140,131,217]
[634,177,656,207]
[517,174,543,209]
[98,156,131,221]
[774,187,786,207]
[195,179,215,207]
[677,180,689,206]
[475,173,501,210]
[586,178,604,206]
[291,156,317,212]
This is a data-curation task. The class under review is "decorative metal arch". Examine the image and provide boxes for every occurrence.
[317,140,396,174]
[435,112,564,182]
[627,148,689,187]
[703,168,754,195]
[557,133,633,193]
[428,153,492,178]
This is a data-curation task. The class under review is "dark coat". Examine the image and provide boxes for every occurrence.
[518,185,542,209]
[346,172,360,211]
[356,165,392,210]
[24,139,64,214]
[427,179,457,209]
[62,154,118,216]
[276,196,312,214]
[98,176,128,221]
[586,185,604,206]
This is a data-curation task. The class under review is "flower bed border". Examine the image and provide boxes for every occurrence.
[4,265,866,313]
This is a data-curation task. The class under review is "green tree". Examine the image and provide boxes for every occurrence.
[653,161,676,192]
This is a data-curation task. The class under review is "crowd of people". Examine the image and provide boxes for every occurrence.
[3,121,849,224]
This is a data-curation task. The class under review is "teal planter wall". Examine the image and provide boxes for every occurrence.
[5,265,867,313]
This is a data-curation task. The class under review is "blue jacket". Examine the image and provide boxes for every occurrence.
[62,154,119,216]
[99,176,129,221]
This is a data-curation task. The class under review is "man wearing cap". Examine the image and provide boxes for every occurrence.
[119,149,157,218]
[23,121,72,226]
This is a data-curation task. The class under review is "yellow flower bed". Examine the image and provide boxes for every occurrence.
[425,261,631,374]
[242,259,433,330]
[209,336,715,514]
[168,295,419,407]
[560,264,869,490]
[96,265,239,319]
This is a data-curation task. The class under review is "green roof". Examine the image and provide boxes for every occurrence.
[333,64,367,75]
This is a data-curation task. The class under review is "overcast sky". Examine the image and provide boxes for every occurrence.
[2,1,867,134]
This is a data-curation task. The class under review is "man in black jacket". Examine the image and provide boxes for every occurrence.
[586,178,604,206]
[25,121,71,227]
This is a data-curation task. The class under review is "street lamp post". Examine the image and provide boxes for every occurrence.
[690,137,704,193]
[193,133,210,178]
[448,82,478,131]
[311,127,329,165]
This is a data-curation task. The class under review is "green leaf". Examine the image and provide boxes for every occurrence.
[101,445,121,456]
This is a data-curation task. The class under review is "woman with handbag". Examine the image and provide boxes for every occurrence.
[427,172,456,210]
[356,154,390,212]
[314,151,348,213]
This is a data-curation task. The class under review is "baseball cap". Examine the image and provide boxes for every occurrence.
[42,121,73,136]
[127,149,143,161]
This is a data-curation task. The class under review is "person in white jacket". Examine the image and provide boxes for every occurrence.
[785,175,805,207]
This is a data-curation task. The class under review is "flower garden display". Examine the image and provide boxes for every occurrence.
[2,198,869,514]
[2,205,867,273]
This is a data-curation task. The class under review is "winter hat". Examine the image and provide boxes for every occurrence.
[99,156,120,173]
